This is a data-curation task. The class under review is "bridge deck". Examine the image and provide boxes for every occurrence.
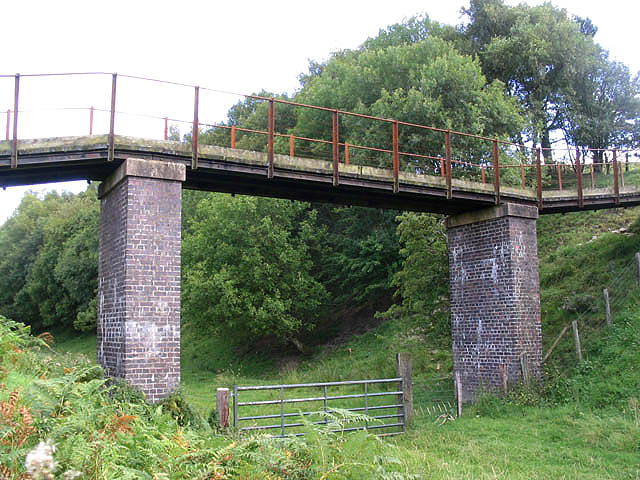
[1,135,639,214]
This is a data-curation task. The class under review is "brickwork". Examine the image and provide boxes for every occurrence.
[447,203,542,401]
[97,158,185,403]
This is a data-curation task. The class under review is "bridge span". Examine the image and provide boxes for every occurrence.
[2,71,638,403]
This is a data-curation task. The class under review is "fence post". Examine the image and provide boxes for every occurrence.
[636,252,640,288]
[396,352,413,426]
[493,139,500,205]
[216,388,230,430]
[108,73,117,162]
[233,385,238,429]
[572,320,583,362]
[603,288,611,327]
[455,370,463,417]
[499,363,507,395]
[520,353,530,384]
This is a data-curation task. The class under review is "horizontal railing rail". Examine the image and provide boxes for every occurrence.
[233,377,406,438]
[2,71,640,211]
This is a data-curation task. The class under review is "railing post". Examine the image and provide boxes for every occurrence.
[216,388,230,430]
[5,109,9,141]
[231,125,236,149]
[536,147,542,210]
[493,139,500,205]
[557,163,563,191]
[90,106,94,136]
[163,116,168,140]
[192,86,199,170]
[613,148,619,204]
[520,163,525,189]
[481,165,486,184]
[268,99,274,178]
[591,163,595,189]
[576,147,583,208]
[289,134,294,157]
[345,142,350,165]
[392,120,399,194]
[11,74,20,169]
[446,130,452,200]
[332,110,339,186]
[396,352,412,426]
[108,73,117,162]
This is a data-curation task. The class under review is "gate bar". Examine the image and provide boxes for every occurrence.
[11,74,19,168]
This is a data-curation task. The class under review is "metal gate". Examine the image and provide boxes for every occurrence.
[233,378,406,437]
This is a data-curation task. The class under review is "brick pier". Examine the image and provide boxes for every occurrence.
[97,158,185,402]
[447,203,542,401]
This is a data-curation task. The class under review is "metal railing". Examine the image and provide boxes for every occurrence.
[233,378,406,437]
[2,71,640,210]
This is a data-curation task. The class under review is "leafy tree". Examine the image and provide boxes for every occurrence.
[182,194,327,348]
[0,187,99,332]
[461,0,605,159]
[562,54,640,164]
[383,213,449,339]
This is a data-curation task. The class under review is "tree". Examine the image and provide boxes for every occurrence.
[182,194,327,348]
[461,0,604,160]
[562,54,640,164]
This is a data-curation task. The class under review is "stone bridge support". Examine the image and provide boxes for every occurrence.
[97,158,185,403]
[447,203,542,402]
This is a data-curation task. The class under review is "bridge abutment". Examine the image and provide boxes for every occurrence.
[447,203,542,402]
[97,158,185,403]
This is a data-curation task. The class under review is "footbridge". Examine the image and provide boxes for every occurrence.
[2,72,638,402]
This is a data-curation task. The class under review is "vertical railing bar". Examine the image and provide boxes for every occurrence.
[345,142,350,165]
[557,163,563,191]
[493,139,500,205]
[280,387,285,437]
[289,134,294,157]
[268,99,274,178]
[231,125,236,149]
[613,148,620,204]
[108,73,117,162]
[481,165,486,184]
[163,116,168,140]
[392,120,399,194]
[520,162,525,189]
[90,106,94,136]
[445,130,452,199]
[364,382,369,431]
[192,85,199,170]
[233,385,238,429]
[536,147,542,211]
[11,74,20,169]
[323,385,328,425]
[591,163,595,189]
[5,109,9,141]
[576,147,583,208]
[332,110,339,186]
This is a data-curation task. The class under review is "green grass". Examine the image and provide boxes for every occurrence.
[47,205,640,478]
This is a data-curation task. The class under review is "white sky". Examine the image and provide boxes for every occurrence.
[1,0,638,224]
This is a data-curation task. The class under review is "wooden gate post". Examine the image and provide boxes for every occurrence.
[216,388,230,430]
[396,353,413,425]
[455,371,463,417]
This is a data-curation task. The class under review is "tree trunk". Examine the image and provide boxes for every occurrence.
[541,129,553,163]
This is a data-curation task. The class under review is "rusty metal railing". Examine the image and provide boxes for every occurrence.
[2,71,639,210]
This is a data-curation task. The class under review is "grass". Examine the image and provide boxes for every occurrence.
[45,205,640,478]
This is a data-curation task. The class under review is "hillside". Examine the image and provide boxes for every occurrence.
[6,205,631,478]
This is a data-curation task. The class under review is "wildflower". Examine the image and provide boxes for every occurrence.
[24,441,56,480]
[64,470,82,480]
